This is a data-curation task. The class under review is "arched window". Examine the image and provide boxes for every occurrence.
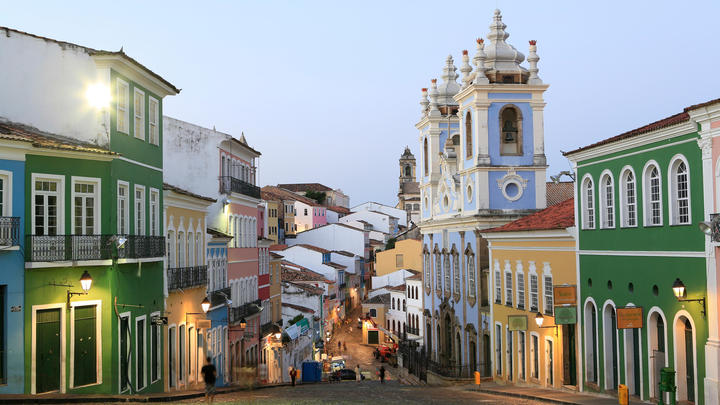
[196,234,202,266]
[465,111,472,158]
[466,245,476,299]
[404,165,412,177]
[221,156,226,177]
[178,231,185,267]
[499,105,522,155]
[167,230,176,268]
[599,172,615,229]
[453,250,460,298]
[424,138,429,176]
[187,231,194,266]
[621,169,637,227]
[644,163,663,226]
[443,252,451,296]
[434,247,442,296]
[670,157,690,225]
[582,176,595,229]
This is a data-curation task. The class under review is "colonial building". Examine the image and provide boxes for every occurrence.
[418,10,548,378]
[564,99,719,402]
[397,147,421,225]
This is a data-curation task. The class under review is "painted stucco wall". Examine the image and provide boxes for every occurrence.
[375,239,422,276]
[351,202,408,227]
[290,224,366,258]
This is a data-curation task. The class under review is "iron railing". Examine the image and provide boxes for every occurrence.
[407,326,420,336]
[427,360,475,379]
[219,176,261,199]
[230,299,262,324]
[167,265,208,291]
[25,235,165,262]
[0,217,20,246]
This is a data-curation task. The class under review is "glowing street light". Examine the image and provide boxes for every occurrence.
[201,297,211,313]
[85,83,110,110]
[79,270,93,293]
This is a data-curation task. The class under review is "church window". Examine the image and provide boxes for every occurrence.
[423,248,431,291]
[621,168,637,227]
[466,246,476,299]
[424,138,429,176]
[643,162,663,226]
[499,105,522,155]
[443,252,450,295]
[465,111,472,158]
[582,175,595,229]
[670,156,690,225]
[452,250,460,298]
[435,248,442,296]
[404,165,412,177]
[599,172,615,229]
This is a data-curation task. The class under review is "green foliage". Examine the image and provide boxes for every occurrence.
[385,238,396,250]
[305,191,326,205]
[289,314,304,325]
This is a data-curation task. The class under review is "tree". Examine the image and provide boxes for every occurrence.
[385,238,396,250]
[305,190,326,205]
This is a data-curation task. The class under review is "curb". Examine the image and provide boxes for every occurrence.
[473,388,581,405]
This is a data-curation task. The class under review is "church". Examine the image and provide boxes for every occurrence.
[417,9,549,376]
[397,146,421,225]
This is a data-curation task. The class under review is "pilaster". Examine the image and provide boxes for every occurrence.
[474,101,491,165]
[531,101,546,166]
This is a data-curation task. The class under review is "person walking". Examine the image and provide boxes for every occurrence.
[379,365,386,384]
[338,340,342,352]
[355,364,361,382]
[201,357,217,403]
[343,342,347,352]
[290,366,298,386]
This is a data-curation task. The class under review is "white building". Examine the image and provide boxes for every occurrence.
[405,273,424,343]
[340,210,399,236]
[278,244,346,304]
[351,202,407,228]
[290,223,368,259]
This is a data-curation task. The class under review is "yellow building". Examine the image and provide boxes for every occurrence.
[361,293,390,345]
[266,200,280,244]
[483,199,580,391]
[162,184,215,391]
[375,238,422,277]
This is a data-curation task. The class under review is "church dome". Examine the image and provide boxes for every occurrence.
[483,9,528,84]
[436,55,460,105]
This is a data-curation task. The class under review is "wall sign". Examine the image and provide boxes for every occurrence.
[553,285,576,305]
[554,306,577,325]
[508,315,528,331]
[617,307,643,329]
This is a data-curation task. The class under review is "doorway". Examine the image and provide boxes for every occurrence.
[603,304,618,391]
[674,315,696,403]
[649,312,666,401]
[562,324,577,386]
[368,330,379,345]
[624,328,641,396]
[545,337,554,387]
[483,334,492,377]
[36,308,61,393]
[507,329,513,381]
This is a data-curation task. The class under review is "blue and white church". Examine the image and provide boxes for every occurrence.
[418,9,548,376]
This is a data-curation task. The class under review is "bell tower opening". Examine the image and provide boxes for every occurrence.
[499,105,522,155]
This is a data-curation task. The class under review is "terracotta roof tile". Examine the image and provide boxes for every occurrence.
[294,244,331,254]
[277,183,333,192]
[0,121,116,155]
[327,206,351,214]
[546,182,574,207]
[261,186,320,206]
[283,281,324,296]
[485,198,574,233]
[282,302,315,313]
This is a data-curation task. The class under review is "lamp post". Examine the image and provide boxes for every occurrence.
[534,312,558,336]
[185,296,211,326]
[53,270,93,306]
[672,278,706,317]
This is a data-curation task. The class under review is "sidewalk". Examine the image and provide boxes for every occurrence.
[463,382,646,405]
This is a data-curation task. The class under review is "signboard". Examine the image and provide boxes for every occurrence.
[197,319,212,329]
[286,323,300,340]
[617,307,643,329]
[508,315,528,331]
[554,285,577,306]
[554,306,577,325]
[151,316,168,325]
[10,305,22,312]
[297,318,310,334]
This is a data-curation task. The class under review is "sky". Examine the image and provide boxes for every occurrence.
[3,1,720,207]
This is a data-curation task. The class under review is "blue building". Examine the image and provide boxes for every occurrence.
[206,231,231,386]
[417,10,548,377]
[0,151,25,393]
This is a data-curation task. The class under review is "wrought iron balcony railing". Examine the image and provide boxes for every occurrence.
[0,217,20,247]
[406,327,420,336]
[219,176,261,199]
[168,265,208,291]
[26,235,165,262]
[428,360,475,379]
[230,299,262,324]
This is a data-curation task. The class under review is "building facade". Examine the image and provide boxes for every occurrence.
[397,147,421,225]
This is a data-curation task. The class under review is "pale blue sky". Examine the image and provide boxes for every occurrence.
[4,1,720,206]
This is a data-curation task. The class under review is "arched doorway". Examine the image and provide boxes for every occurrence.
[648,310,666,401]
[427,321,432,355]
[603,303,618,391]
[436,323,441,363]
[469,337,477,372]
[483,334,492,377]
[444,314,452,366]
[584,301,598,384]
[674,314,696,403]
[456,332,462,367]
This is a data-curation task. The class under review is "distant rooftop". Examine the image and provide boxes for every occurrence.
[277,183,333,192]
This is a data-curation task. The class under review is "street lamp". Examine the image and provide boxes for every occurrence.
[201,297,211,313]
[85,82,111,110]
[239,317,247,329]
[672,278,706,316]
[534,312,558,336]
[60,270,93,306]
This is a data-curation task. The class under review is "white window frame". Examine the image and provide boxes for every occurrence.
[69,300,102,389]
[116,78,129,134]
[466,248,476,299]
[150,311,161,384]
[494,259,502,304]
[187,230,194,267]
[31,173,65,236]
[516,261,525,310]
[643,161,664,227]
[148,96,159,145]
[530,331,540,380]
[71,176,101,235]
[31,303,67,394]
[134,185,146,236]
[117,311,132,394]
[620,166,637,228]
[543,263,553,316]
[599,170,615,229]
[149,188,159,236]
[135,314,147,391]
[529,261,539,312]
[117,181,130,235]
[133,88,145,140]
[668,154,691,225]
[452,251,460,297]
[504,260,513,307]
[0,170,12,216]
[581,174,595,229]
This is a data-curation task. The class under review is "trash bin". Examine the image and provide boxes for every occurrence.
[659,367,677,405]
[618,384,628,405]
[302,361,321,383]
[474,371,481,386]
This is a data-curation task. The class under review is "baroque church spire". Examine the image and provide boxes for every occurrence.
[436,55,459,105]
[483,9,528,83]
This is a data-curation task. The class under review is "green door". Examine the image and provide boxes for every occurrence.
[368,330,378,345]
[36,308,61,393]
[74,305,97,387]
[685,319,695,402]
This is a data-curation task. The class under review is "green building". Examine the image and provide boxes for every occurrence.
[0,27,179,394]
[565,102,716,403]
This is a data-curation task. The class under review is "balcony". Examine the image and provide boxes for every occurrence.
[0,217,20,247]
[407,326,419,336]
[168,265,208,291]
[219,176,261,199]
[230,299,262,324]
[26,235,165,262]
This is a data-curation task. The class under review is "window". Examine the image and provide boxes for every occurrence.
[149,189,159,236]
[304,208,308,216]
[136,316,146,390]
[621,169,637,227]
[134,89,145,140]
[505,269,513,306]
[543,275,553,315]
[529,273,539,311]
[116,78,129,133]
[582,176,595,229]
[33,175,63,236]
[494,262,502,304]
[369,308,377,317]
[187,232,194,266]
[443,253,450,295]
[600,173,614,228]
[118,182,129,234]
[135,186,145,235]
[72,179,100,235]
[73,304,98,387]
[465,111,472,158]
[151,313,161,383]
[517,269,525,310]
[0,172,10,216]
[644,163,663,226]
[148,97,159,145]
[178,325,185,383]
[531,334,539,379]
[119,313,131,392]
[466,248,476,298]
[178,232,185,267]
[435,251,442,294]
[423,250,431,290]
[670,158,690,225]
[0,286,4,384]
[424,138,429,176]
[453,253,460,297]
[196,234,202,266]
[500,105,522,155]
